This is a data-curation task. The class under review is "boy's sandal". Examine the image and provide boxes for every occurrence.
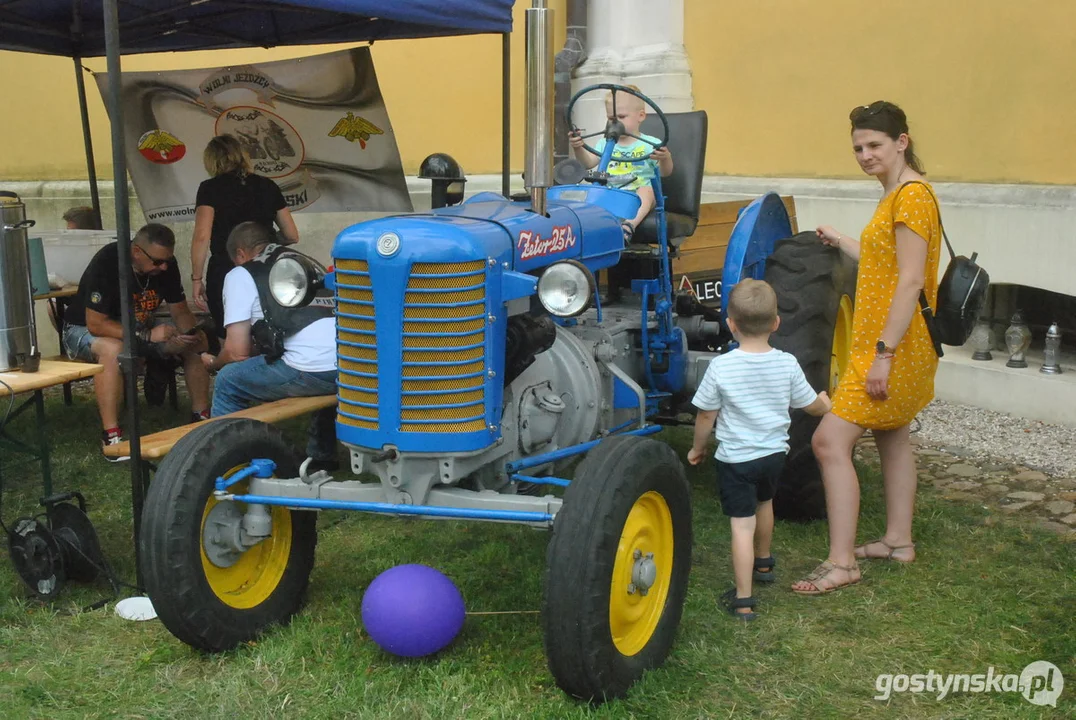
[854,538,915,562]
[791,560,861,596]
[753,556,776,583]
[719,587,758,621]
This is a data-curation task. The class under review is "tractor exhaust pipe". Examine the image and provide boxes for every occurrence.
[525,0,554,216]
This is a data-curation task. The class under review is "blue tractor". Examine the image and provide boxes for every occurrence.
[139,19,855,704]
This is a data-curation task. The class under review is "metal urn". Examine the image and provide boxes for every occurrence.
[0,191,41,372]
[1004,310,1032,369]
[1040,322,1063,375]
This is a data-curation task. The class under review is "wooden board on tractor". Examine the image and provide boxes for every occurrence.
[673,196,798,307]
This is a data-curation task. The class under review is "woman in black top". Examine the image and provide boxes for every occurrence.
[191,134,299,338]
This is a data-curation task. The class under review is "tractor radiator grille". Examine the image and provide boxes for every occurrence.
[334,258,489,434]
[401,260,487,433]
[335,259,378,430]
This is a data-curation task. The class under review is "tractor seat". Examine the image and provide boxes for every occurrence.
[630,110,708,248]
[634,211,697,248]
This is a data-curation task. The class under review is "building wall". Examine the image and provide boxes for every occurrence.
[3,1,1073,185]
[0,1,564,181]
[684,0,1076,185]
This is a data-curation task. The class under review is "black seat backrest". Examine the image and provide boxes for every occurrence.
[640,110,708,222]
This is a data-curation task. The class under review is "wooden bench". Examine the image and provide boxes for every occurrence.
[103,394,337,461]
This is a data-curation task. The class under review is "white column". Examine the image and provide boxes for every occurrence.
[569,0,693,137]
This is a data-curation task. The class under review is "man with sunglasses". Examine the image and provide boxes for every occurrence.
[63,223,211,460]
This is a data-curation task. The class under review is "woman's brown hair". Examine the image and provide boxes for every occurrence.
[849,101,924,175]
[202,134,252,178]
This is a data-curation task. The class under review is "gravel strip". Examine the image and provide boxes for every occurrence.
[914,399,1076,478]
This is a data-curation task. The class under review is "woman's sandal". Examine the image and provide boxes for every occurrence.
[753,556,776,583]
[791,560,861,596]
[854,538,915,563]
[720,587,758,621]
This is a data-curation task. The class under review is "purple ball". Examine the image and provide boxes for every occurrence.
[361,564,466,657]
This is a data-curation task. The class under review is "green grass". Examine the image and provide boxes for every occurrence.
[1,386,1073,719]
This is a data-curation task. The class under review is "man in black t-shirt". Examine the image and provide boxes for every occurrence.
[63,223,211,460]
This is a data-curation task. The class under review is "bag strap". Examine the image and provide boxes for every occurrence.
[893,180,947,358]
[895,180,955,261]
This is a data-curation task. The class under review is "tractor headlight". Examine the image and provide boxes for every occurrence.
[537,261,594,317]
[269,253,325,308]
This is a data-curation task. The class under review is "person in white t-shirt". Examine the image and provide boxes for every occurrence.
[688,279,832,620]
[201,221,339,471]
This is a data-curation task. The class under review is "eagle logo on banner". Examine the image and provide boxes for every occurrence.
[137,129,186,164]
[328,112,384,149]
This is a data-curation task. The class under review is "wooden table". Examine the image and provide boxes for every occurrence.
[33,285,80,404]
[33,285,79,302]
[0,359,103,496]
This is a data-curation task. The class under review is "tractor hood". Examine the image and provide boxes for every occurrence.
[333,189,629,276]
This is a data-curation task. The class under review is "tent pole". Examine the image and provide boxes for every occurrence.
[103,0,146,589]
[73,57,102,228]
[502,32,511,198]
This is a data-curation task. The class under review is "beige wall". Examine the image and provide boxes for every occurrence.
[685,0,1076,184]
[3,1,1074,186]
[0,1,564,181]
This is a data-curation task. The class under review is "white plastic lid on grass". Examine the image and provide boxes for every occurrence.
[115,596,157,621]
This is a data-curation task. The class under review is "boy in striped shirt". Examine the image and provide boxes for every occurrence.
[688,279,832,619]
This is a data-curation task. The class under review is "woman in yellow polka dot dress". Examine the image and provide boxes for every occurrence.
[792,101,941,595]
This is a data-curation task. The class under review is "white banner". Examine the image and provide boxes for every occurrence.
[95,47,413,221]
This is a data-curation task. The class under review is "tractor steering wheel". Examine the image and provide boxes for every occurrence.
[565,83,670,167]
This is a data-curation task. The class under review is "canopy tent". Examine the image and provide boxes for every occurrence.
[0,0,515,584]
[0,0,514,56]
[0,0,516,219]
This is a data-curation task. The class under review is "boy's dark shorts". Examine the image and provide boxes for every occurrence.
[716,452,786,518]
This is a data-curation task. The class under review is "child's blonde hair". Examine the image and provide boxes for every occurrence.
[605,84,645,112]
[727,279,778,337]
[203,134,252,177]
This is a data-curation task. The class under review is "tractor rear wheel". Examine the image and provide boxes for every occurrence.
[543,435,692,703]
[764,231,856,521]
[139,418,317,652]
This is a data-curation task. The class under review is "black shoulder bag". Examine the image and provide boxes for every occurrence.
[896,181,990,358]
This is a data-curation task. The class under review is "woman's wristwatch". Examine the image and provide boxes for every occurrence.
[876,340,897,358]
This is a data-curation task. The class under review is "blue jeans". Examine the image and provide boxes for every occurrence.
[212,356,338,462]
[63,322,175,362]
[62,323,97,361]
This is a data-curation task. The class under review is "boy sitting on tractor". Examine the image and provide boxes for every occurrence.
[567,84,675,302]
[568,84,673,239]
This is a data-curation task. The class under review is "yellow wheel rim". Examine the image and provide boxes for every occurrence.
[609,491,674,657]
[200,466,293,610]
[830,294,854,396]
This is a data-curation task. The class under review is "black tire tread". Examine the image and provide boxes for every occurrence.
[764,231,856,521]
[140,419,317,652]
[544,435,692,702]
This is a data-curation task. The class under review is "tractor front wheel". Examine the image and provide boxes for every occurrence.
[139,418,317,652]
[543,435,692,702]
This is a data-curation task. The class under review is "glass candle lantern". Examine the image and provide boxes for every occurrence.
[1004,310,1032,368]
[968,317,995,361]
[1040,322,1062,375]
